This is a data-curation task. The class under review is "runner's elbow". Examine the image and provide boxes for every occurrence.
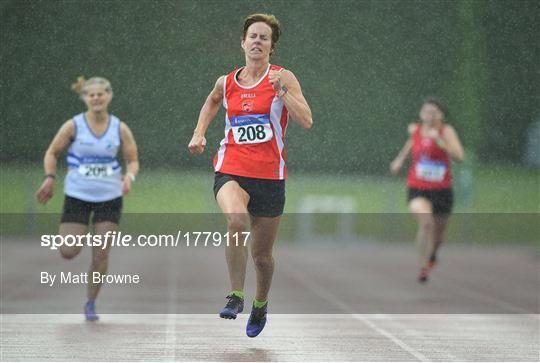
[45,148,59,160]
[298,116,313,130]
[208,93,222,106]
[453,151,464,163]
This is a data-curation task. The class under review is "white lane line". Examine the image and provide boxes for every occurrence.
[283,263,430,362]
[363,314,461,362]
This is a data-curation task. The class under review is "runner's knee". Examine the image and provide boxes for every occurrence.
[418,217,434,232]
[60,246,79,260]
[227,215,248,232]
[252,254,273,271]
[92,250,109,266]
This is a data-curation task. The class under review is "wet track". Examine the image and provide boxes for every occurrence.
[1,240,538,361]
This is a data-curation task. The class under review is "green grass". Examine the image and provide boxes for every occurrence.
[1,164,538,245]
[1,164,538,214]
[471,165,539,212]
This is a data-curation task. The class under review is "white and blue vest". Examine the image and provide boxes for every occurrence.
[64,113,122,202]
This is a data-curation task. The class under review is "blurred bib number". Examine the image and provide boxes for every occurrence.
[230,114,273,144]
[416,159,446,182]
[78,163,113,178]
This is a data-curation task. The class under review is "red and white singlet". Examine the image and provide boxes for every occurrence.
[213,64,289,180]
[407,125,452,189]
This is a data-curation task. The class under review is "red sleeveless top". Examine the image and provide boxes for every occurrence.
[213,64,289,180]
[407,125,452,189]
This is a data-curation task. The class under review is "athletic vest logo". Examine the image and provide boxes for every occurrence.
[242,99,254,113]
[421,138,434,147]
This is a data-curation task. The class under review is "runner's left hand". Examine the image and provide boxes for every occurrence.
[122,175,132,196]
[269,69,284,93]
[426,128,439,139]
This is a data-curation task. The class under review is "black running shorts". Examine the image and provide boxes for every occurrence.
[407,188,453,215]
[61,195,123,225]
[213,172,285,217]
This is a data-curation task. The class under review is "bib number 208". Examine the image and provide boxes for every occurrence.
[237,125,267,142]
[230,114,273,144]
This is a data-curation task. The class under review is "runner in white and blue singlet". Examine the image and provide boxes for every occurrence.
[36,76,139,321]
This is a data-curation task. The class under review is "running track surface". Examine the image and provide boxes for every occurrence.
[1,240,539,361]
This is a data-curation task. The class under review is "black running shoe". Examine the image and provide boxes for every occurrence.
[219,294,244,319]
[246,302,268,338]
[418,267,429,284]
[428,253,438,270]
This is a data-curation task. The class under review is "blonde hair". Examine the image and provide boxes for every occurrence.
[71,76,113,99]
[243,13,281,55]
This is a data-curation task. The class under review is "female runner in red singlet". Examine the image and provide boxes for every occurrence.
[188,13,312,337]
[390,98,464,283]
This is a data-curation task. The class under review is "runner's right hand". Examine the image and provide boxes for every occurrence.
[188,133,206,155]
[389,159,402,176]
[36,177,54,204]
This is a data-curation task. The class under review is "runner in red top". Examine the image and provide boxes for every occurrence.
[213,63,289,180]
[188,13,312,337]
[407,124,452,190]
[390,98,464,283]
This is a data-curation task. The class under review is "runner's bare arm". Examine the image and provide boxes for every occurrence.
[120,122,139,178]
[44,120,74,176]
[120,122,139,195]
[441,125,464,162]
[36,120,74,203]
[390,139,412,175]
[188,76,225,154]
[390,124,416,175]
[272,69,312,129]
